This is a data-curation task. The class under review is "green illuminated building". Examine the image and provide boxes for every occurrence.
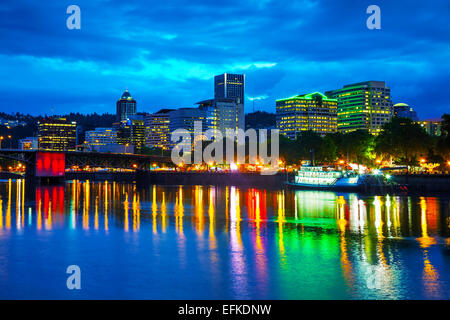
[276,92,338,139]
[326,81,392,135]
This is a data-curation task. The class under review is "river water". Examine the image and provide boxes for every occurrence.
[0,179,449,299]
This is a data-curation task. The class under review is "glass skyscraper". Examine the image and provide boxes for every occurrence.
[214,73,245,103]
[213,73,245,132]
[326,81,392,135]
[116,89,137,122]
[197,98,244,137]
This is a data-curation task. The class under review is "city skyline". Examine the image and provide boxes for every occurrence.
[1,0,450,305]
[0,0,448,118]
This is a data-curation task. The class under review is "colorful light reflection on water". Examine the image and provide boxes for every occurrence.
[0,179,449,299]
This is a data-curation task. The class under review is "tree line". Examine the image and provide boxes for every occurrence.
[278,114,450,170]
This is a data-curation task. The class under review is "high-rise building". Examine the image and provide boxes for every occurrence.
[194,73,246,135]
[168,107,208,153]
[114,115,145,151]
[169,108,207,134]
[214,73,245,104]
[196,98,244,137]
[326,81,392,134]
[116,89,137,122]
[85,128,117,148]
[392,103,419,121]
[145,109,172,150]
[276,92,338,139]
[38,118,77,151]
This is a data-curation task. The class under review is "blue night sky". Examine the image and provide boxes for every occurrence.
[0,0,449,119]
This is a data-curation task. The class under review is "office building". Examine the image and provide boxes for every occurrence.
[114,115,145,151]
[38,118,77,151]
[392,103,419,121]
[214,73,245,131]
[116,89,137,122]
[169,108,207,134]
[214,73,245,103]
[326,81,392,134]
[196,98,244,137]
[417,120,441,136]
[145,109,171,150]
[85,128,117,149]
[168,107,209,153]
[187,73,246,137]
[276,92,338,139]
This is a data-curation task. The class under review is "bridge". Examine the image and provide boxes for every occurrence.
[0,149,172,181]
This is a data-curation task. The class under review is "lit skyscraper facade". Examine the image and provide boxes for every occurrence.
[38,118,77,151]
[211,73,245,132]
[145,109,171,150]
[197,98,244,137]
[116,89,137,122]
[214,73,245,103]
[276,92,338,139]
[114,115,145,151]
[326,81,392,134]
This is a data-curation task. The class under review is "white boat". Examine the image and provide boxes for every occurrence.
[286,166,360,191]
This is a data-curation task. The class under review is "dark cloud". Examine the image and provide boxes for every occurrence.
[0,0,448,118]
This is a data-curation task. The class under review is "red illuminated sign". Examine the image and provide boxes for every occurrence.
[36,152,65,177]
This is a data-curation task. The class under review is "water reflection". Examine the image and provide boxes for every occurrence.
[0,179,449,299]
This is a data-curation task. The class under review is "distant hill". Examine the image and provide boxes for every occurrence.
[245,111,276,130]
[0,112,116,148]
[1,110,279,148]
